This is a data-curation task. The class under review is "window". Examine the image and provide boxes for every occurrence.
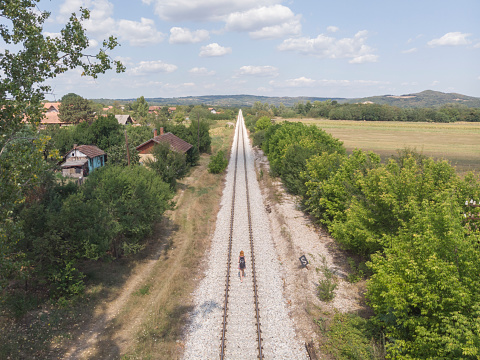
[75,168,81,174]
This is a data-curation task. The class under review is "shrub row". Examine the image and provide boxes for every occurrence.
[261,122,480,358]
[17,166,174,298]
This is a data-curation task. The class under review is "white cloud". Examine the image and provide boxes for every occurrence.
[407,34,423,44]
[199,43,232,57]
[81,0,116,36]
[189,67,216,76]
[128,60,178,76]
[88,39,99,48]
[428,32,471,47]
[58,0,87,22]
[349,54,379,64]
[117,18,164,46]
[237,65,279,77]
[430,80,440,86]
[473,42,480,49]
[145,0,279,22]
[278,30,378,63]
[169,27,210,44]
[327,26,339,33]
[402,47,417,54]
[224,5,301,39]
[226,5,295,29]
[58,1,163,47]
[270,77,317,88]
[250,20,301,39]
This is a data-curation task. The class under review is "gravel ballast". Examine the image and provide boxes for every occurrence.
[182,111,307,359]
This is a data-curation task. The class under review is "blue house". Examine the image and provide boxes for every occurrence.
[61,144,106,178]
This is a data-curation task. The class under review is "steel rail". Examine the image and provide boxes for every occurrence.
[220,112,263,359]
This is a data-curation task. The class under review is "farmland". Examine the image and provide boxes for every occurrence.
[283,118,480,174]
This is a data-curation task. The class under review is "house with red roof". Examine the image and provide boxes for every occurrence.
[61,144,106,178]
[136,127,192,164]
[39,102,68,127]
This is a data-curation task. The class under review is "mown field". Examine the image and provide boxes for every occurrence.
[282,118,480,174]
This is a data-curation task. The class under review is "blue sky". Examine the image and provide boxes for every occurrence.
[37,0,479,100]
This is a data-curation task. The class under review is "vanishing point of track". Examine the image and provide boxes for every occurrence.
[220,112,263,359]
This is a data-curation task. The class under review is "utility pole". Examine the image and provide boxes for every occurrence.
[197,112,200,152]
[124,130,131,166]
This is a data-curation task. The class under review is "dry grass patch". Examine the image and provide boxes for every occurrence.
[117,125,234,359]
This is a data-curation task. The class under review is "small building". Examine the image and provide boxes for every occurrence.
[136,127,192,164]
[115,114,134,125]
[61,145,106,178]
[38,102,68,128]
[148,106,161,114]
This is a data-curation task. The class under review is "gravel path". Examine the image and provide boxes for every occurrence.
[182,111,307,360]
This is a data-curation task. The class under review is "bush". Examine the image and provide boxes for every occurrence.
[252,130,265,147]
[254,116,271,131]
[145,142,188,188]
[83,165,174,257]
[321,313,384,359]
[208,150,229,174]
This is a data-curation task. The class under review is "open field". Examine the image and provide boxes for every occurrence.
[282,118,480,174]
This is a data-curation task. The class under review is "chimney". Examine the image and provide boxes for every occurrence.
[153,128,157,137]
[73,144,77,149]
[160,127,164,136]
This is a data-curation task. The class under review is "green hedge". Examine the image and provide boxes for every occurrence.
[262,122,480,358]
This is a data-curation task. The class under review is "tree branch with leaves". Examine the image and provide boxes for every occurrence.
[0,0,125,289]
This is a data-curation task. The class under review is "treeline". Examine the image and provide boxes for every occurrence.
[253,119,480,358]
[249,100,480,122]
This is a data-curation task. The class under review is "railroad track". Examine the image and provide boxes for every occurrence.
[220,110,263,359]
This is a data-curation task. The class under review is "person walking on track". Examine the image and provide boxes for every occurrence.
[239,251,246,282]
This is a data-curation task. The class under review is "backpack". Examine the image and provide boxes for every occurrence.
[239,256,246,269]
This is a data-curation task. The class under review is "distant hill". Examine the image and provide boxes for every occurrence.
[92,95,346,107]
[349,90,480,108]
[91,91,480,108]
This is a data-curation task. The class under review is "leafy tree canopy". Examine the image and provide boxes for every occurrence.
[0,0,124,288]
[131,96,149,122]
[58,93,95,124]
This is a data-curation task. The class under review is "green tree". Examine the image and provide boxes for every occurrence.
[126,125,153,147]
[189,105,210,122]
[0,1,124,288]
[208,150,229,174]
[58,93,95,124]
[107,143,140,166]
[367,193,480,358]
[88,114,123,150]
[254,116,271,132]
[174,110,186,124]
[131,96,149,123]
[82,166,173,257]
[146,142,188,188]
